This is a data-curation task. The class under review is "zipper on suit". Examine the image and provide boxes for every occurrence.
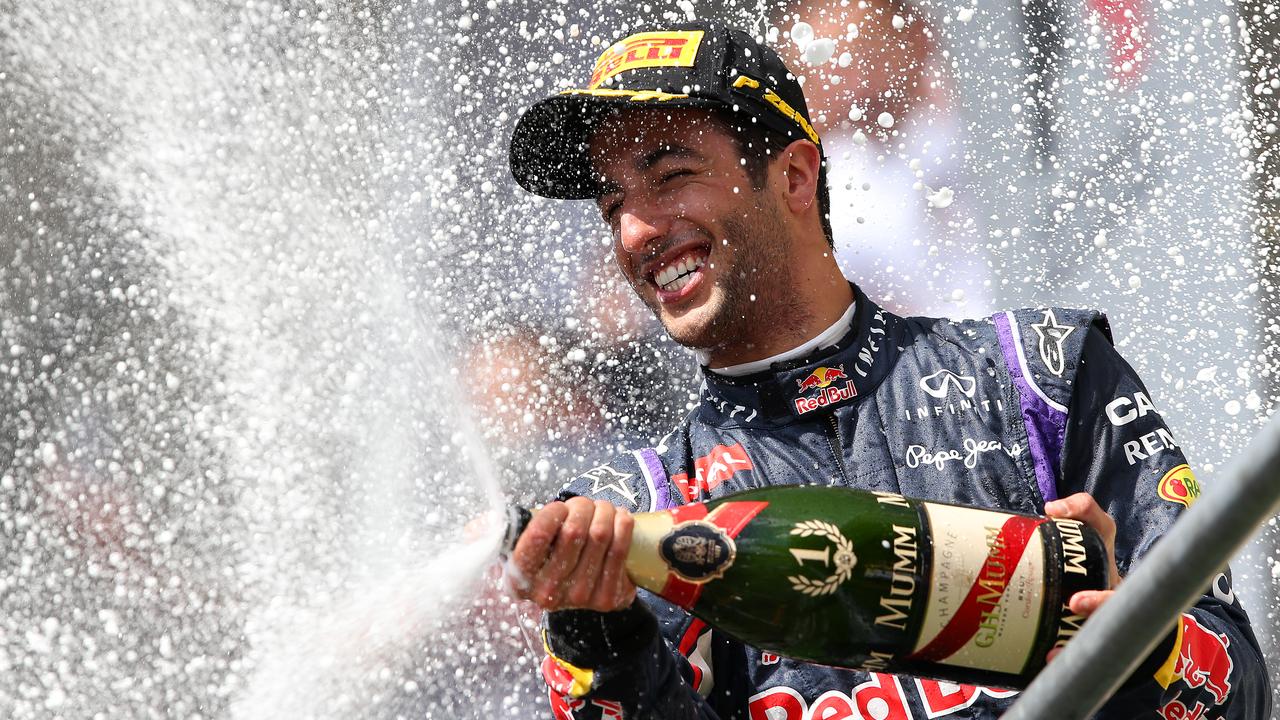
[823,413,848,484]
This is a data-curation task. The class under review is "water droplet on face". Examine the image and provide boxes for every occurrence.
[877,112,895,128]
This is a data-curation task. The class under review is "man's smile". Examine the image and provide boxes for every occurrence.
[650,246,711,301]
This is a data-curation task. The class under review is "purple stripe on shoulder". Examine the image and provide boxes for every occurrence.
[993,312,1067,504]
[637,448,676,511]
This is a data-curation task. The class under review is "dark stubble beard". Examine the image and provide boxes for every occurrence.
[657,191,814,356]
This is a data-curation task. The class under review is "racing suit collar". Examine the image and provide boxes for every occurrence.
[699,284,899,424]
[710,300,857,376]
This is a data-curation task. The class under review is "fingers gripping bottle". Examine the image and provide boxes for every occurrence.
[509,485,1110,689]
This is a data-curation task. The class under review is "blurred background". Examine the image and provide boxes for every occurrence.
[1,0,1278,716]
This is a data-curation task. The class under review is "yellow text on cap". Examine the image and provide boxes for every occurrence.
[589,30,705,89]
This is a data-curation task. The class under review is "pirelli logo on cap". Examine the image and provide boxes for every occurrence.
[732,74,821,146]
[588,30,705,89]
[560,88,689,103]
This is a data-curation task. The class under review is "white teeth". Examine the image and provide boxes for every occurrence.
[653,250,709,292]
[667,273,694,292]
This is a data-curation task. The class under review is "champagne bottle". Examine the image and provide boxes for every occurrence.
[508,485,1110,689]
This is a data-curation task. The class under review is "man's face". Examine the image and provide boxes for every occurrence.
[589,108,795,354]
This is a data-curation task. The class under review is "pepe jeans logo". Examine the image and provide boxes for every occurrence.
[905,439,1023,471]
[787,520,857,597]
[659,521,736,583]
[919,369,977,399]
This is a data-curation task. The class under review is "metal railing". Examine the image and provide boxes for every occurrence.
[1004,415,1280,718]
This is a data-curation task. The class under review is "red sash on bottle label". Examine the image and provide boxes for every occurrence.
[909,515,1047,662]
[662,501,768,609]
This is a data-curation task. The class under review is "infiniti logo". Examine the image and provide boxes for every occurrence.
[919,369,977,399]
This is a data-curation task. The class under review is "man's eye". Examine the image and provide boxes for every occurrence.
[602,202,621,223]
[661,169,694,183]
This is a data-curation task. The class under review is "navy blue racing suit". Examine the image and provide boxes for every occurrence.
[538,286,1271,719]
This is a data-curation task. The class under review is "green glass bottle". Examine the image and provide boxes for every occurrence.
[513,485,1110,689]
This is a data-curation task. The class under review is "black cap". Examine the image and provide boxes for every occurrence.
[509,20,821,200]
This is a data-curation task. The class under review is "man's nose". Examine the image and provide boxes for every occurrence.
[617,207,667,256]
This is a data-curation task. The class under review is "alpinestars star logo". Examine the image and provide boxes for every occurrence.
[1031,309,1075,377]
[584,465,637,506]
[919,369,977,399]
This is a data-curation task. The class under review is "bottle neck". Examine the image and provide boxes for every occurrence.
[501,506,532,556]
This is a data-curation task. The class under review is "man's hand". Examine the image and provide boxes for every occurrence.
[1043,492,1122,661]
[507,497,637,613]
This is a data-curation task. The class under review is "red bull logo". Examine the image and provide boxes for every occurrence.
[1158,697,1210,720]
[794,366,857,415]
[796,365,848,392]
[1158,464,1201,508]
[1155,613,1234,719]
[1172,614,1234,705]
[747,674,1015,720]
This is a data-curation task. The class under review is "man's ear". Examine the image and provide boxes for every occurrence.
[778,139,822,215]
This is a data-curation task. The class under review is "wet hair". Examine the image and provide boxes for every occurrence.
[717,112,835,248]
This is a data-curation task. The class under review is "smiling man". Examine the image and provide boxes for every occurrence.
[506,19,1269,720]
[589,107,841,363]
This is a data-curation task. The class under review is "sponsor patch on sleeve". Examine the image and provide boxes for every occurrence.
[670,442,753,502]
[541,637,595,698]
[1158,464,1200,508]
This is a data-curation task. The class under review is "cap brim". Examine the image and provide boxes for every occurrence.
[509,90,722,200]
